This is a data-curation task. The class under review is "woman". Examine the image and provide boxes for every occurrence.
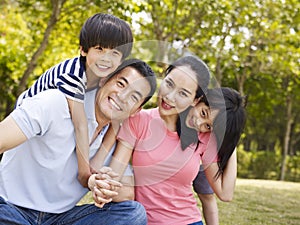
[108,55,212,225]
[94,62,246,224]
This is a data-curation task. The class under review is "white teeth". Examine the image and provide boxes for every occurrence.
[109,98,121,111]
[97,64,109,69]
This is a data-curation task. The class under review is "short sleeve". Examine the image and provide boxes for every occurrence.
[198,132,219,165]
[56,73,87,103]
[117,113,142,148]
[10,90,68,139]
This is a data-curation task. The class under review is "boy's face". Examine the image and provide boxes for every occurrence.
[185,102,219,133]
[81,46,123,79]
[95,66,151,122]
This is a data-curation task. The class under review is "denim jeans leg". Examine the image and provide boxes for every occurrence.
[188,221,203,225]
[0,197,30,225]
[54,200,147,225]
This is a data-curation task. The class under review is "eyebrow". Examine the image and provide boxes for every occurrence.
[119,76,144,100]
[167,77,193,95]
[167,77,193,96]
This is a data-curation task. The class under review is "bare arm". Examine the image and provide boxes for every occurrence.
[90,123,120,173]
[67,98,90,187]
[204,149,237,202]
[0,116,27,154]
[90,125,134,203]
[109,140,134,182]
[111,175,134,202]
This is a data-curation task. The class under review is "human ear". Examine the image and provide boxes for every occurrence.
[191,95,202,107]
[80,46,87,56]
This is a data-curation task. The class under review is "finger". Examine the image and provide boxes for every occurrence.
[106,179,122,188]
[95,179,111,189]
[100,188,119,198]
[105,170,119,178]
[98,167,119,178]
[93,187,112,204]
[95,202,106,208]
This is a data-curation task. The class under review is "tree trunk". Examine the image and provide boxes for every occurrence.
[15,0,66,97]
[280,94,293,180]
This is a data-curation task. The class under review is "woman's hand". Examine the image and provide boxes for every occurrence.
[88,166,122,208]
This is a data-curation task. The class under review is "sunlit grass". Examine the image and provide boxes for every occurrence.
[79,178,300,225]
[216,179,300,225]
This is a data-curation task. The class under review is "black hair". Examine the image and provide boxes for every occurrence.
[103,58,157,107]
[177,87,247,179]
[208,87,247,178]
[176,106,199,150]
[80,13,133,60]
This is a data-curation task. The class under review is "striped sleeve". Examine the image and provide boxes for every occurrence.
[56,73,86,102]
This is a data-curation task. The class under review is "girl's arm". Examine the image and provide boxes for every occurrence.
[90,123,120,172]
[0,116,27,154]
[204,149,237,202]
[67,98,90,188]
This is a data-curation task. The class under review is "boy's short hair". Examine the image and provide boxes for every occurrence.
[104,59,157,107]
[80,13,133,60]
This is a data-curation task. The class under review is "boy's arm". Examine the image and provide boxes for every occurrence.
[0,116,27,154]
[67,98,91,188]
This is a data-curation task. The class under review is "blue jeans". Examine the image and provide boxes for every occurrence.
[188,221,203,225]
[0,197,147,225]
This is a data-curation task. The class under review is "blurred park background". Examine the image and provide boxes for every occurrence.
[0,0,299,183]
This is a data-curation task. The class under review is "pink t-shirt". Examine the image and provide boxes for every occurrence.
[118,108,218,225]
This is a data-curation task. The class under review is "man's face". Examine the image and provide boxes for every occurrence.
[95,66,151,121]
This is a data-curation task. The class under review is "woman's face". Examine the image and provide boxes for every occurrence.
[158,65,199,117]
[185,102,219,133]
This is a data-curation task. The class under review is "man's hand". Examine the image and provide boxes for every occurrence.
[88,167,122,208]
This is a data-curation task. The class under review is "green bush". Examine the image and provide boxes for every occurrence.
[237,147,300,182]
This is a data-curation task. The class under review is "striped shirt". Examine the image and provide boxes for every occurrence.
[16,56,87,106]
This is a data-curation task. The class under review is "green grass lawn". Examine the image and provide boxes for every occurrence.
[215,178,300,225]
[79,178,300,224]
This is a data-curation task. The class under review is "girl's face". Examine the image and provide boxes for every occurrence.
[158,66,199,117]
[185,102,219,133]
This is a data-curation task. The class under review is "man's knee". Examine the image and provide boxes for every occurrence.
[116,200,147,225]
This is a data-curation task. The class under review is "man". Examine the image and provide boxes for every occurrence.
[0,59,157,224]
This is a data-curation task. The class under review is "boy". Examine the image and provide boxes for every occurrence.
[16,13,133,187]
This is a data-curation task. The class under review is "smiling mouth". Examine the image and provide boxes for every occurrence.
[161,99,174,110]
[188,117,195,128]
[97,64,110,69]
[108,97,122,111]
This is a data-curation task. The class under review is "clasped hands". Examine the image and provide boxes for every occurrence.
[88,166,122,208]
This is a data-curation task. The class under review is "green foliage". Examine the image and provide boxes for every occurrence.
[237,148,300,182]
